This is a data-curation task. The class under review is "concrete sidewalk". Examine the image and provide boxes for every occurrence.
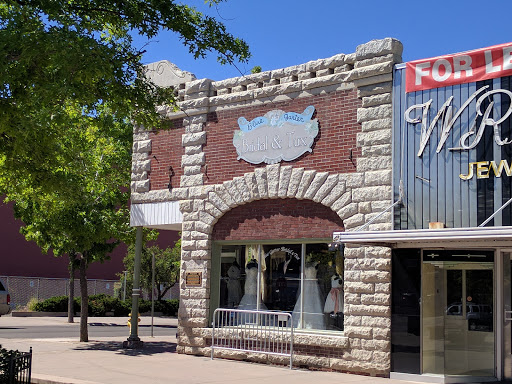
[0,315,420,384]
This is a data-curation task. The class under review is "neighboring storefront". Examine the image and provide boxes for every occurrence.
[130,38,402,377]
[335,42,512,382]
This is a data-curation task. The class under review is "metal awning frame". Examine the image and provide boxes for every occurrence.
[333,226,512,249]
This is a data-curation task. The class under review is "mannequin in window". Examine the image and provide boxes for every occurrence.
[324,273,344,330]
[226,261,242,308]
[278,253,300,311]
[292,261,326,330]
[324,274,343,314]
[238,259,268,310]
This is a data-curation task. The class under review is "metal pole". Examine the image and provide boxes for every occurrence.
[256,245,261,312]
[300,243,305,329]
[122,271,127,301]
[151,250,155,337]
[124,226,144,348]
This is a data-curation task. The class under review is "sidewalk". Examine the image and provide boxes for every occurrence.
[0,315,421,384]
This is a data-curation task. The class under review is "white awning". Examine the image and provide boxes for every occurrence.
[333,226,512,248]
[130,201,182,231]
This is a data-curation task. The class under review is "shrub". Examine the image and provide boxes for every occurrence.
[27,297,39,312]
[112,300,131,317]
[29,295,178,316]
[33,296,69,312]
[88,294,120,316]
[138,299,151,314]
[153,299,179,316]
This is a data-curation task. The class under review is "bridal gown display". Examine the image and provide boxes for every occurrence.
[238,266,268,310]
[324,275,344,314]
[292,264,326,329]
[226,264,242,308]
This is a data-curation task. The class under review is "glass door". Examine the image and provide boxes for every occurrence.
[503,252,512,379]
[422,251,495,378]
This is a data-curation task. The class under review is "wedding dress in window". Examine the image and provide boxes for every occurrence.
[226,264,242,308]
[292,263,326,329]
[324,274,343,314]
[238,265,267,310]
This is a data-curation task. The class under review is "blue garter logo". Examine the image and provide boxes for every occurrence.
[233,106,319,164]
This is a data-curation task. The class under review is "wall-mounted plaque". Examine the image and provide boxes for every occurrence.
[185,272,202,287]
[233,106,318,164]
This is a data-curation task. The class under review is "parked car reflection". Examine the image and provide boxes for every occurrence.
[446,302,492,332]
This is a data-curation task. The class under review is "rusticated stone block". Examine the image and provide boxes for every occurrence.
[286,167,304,197]
[254,167,268,198]
[313,174,338,202]
[278,166,293,198]
[303,172,328,200]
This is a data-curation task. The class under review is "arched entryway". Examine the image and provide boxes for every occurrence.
[210,198,345,332]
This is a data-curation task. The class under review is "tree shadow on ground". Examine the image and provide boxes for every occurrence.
[73,341,176,356]
[89,323,176,329]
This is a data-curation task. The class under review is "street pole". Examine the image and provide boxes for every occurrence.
[151,251,155,337]
[122,270,127,301]
[123,226,144,349]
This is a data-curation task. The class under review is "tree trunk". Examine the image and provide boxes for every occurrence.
[158,285,171,301]
[79,254,88,342]
[68,252,75,323]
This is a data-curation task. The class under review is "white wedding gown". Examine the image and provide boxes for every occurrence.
[292,264,326,329]
[238,267,267,310]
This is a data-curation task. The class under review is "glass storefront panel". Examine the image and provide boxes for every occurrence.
[422,251,495,377]
[216,242,343,332]
[391,249,421,374]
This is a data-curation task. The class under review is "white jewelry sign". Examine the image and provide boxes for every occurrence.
[233,106,319,164]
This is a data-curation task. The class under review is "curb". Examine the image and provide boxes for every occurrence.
[32,374,102,384]
[12,312,69,317]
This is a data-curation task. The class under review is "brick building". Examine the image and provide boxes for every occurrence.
[131,38,401,377]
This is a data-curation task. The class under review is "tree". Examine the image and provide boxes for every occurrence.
[0,0,250,193]
[0,1,249,341]
[9,110,133,341]
[122,240,181,301]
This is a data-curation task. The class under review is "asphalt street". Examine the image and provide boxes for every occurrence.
[0,315,176,339]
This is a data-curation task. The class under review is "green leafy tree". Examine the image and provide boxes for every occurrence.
[0,0,250,341]
[9,111,133,341]
[0,0,250,194]
[251,65,262,74]
[122,240,181,302]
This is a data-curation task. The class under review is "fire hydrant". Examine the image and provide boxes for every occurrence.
[127,312,141,332]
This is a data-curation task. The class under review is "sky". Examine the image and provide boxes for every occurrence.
[132,0,512,82]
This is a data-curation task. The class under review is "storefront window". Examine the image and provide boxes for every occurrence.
[217,242,344,332]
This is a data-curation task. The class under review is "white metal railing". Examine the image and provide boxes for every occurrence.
[211,308,294,369]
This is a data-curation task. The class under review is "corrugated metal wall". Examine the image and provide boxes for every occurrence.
[392,66,512,230]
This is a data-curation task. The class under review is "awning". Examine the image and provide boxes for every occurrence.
[333,226,512,248]
[130,201,182,231]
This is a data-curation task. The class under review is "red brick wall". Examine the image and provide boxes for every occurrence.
[148,119,184,191]
[204,90,361,185]
[0,202,179,279]
[212,199,344,241]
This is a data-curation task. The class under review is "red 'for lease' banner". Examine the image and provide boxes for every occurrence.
[406,42,512,93]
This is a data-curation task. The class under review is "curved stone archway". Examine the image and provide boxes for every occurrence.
[193,163,358,238]
[212,197,344,241]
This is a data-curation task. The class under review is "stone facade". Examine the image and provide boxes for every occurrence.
[131,38,402,377]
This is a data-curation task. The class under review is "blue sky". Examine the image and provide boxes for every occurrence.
[132,1,512,81]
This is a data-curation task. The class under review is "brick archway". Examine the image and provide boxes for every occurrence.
[212,198,344,241]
